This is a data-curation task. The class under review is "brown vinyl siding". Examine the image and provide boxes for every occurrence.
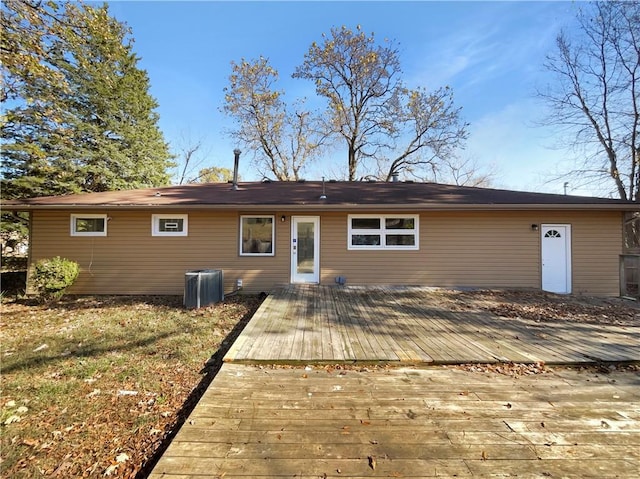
[569,211,622,295]
[30,210,290,295]
[321,212,539,289]
[29,209,623,296]
[320,210,622,295]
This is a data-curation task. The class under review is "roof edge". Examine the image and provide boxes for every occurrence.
[2,203,637,212]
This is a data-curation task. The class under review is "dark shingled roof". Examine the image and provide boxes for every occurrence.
[2,181,638,211]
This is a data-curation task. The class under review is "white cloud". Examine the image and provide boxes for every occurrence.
[408,27,499,90]
[407,2,571,92]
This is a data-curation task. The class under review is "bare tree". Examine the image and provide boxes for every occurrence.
[172,133,226,185]
[293,26,402,180]
[430,156,496,187]
[175,140,203,185]
[381,86,469,182]
[293,25,468,181]
[539,1,639,201]
[222,57,325,181]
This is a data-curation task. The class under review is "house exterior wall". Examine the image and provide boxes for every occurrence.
[29,209,623,296]
[29,210,291,295]
[321,210,622,296]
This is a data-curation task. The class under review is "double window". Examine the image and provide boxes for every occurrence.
[71,214,107,236]
[152,214,188,236]
[240,215,274,256]
[348,215,418,250]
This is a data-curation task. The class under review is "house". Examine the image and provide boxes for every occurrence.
[3,180,638,296]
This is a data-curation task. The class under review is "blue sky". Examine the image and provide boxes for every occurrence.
[105,0,588,194]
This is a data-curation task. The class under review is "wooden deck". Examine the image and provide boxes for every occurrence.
[225,285,640,365]
[150,363,640,478]
[150,286,640,478]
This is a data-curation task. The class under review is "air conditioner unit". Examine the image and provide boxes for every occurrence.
[184,269,224,308]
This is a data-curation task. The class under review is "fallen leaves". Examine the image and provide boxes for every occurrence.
[450,362,549,378]
[22,438,39,448]
[117,390,138,396]
[2,288,635,477]
[103,464,118,476]
[4,415,22,425]
[0,294,264,479]
[2,401,29,425]
[86,389,101,398]
[443,289,639,327]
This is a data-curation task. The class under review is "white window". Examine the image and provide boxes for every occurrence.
[240,216,274,256]
[71,214,107,236]
[348,215,418,250]
[152,214,188,236]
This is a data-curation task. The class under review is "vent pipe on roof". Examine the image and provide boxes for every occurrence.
[232,149,241,190]
[319,176,327,200]
[391,173,400,182]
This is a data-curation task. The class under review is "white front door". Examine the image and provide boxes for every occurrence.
[291,216,320,283]
[541,224,572,294]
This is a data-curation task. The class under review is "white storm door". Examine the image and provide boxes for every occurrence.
[291,216,320,283]
[541,224,572,294]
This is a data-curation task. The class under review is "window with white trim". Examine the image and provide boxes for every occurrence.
[240,215,274,256]
[348,215,418,250]
[152,214,188,236]
[71,214,107,236]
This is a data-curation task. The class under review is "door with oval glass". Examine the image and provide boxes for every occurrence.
[291,216,320,283]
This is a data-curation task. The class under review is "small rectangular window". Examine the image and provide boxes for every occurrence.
[348,215,418,250]
[386,234,416,246]
[352,218,381,229]
[152,214,188,236]
[240,216,274,256]
[386,217,415,230]
[71,214,107,236]
[352,234,381,246]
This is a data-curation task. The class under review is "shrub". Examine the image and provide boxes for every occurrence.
[33,256,79,301]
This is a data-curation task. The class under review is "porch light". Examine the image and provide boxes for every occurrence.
[281,215,286,222]
[531,224,539,231]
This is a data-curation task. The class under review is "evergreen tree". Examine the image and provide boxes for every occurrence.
[1,1,173,199]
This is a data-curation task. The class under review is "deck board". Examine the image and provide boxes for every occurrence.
[223,285,640,364]
[150,364,640,479]
[151,285,639,479]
